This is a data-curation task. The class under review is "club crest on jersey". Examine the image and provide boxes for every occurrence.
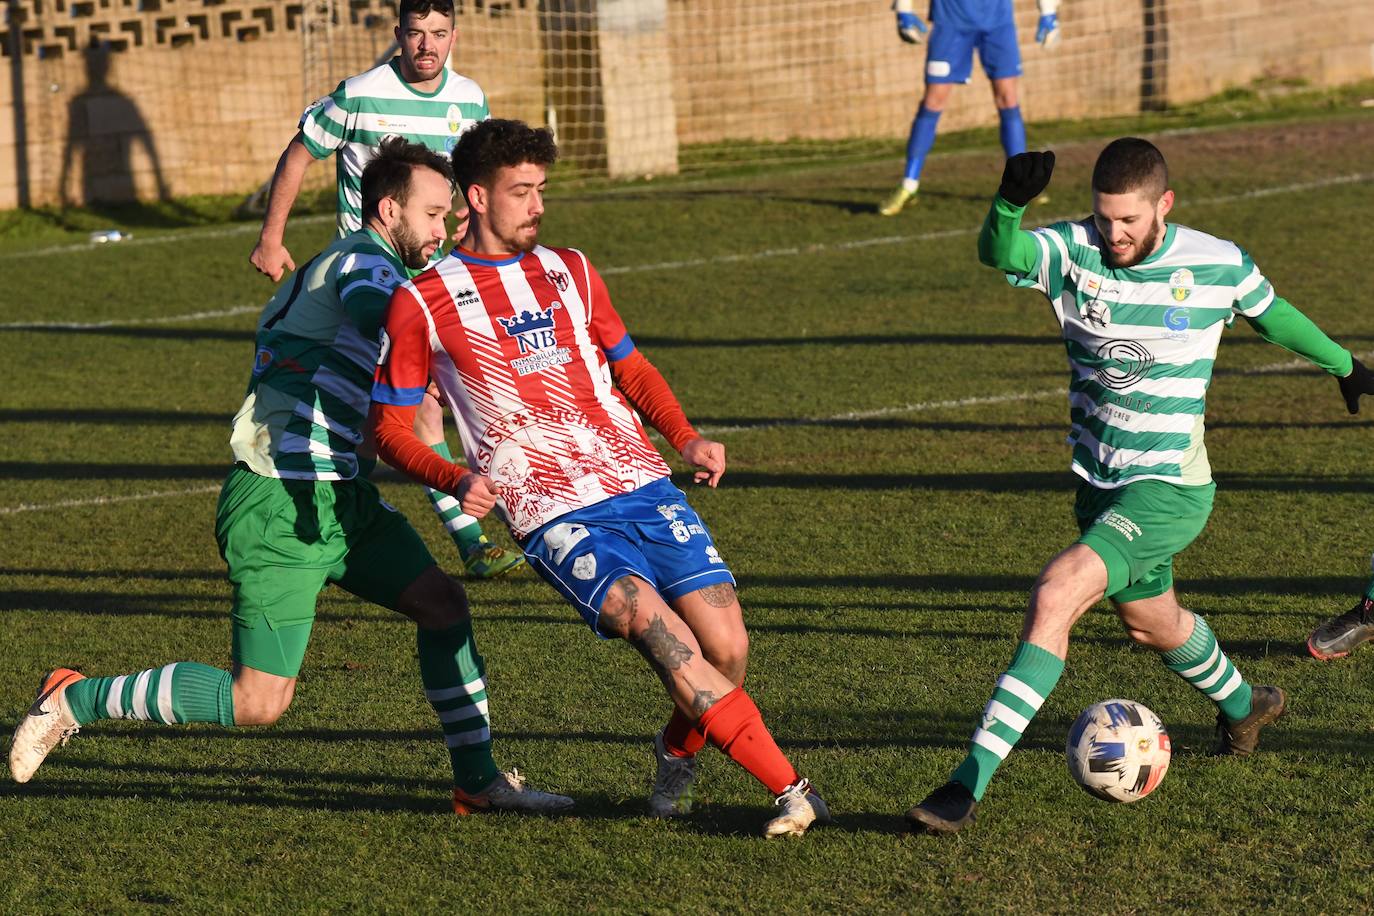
[447,104,462,134]
[499,303,572,375]
[546,269,569,292]
[1169,268,1194,301]
[499,303,561,353]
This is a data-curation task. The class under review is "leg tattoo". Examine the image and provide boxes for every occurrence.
[696,583,737,609]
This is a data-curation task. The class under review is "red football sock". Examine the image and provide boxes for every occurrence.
[697,688,798,796]
[662,707,707,758]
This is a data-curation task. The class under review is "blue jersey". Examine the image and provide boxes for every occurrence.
[929,0,1014,33]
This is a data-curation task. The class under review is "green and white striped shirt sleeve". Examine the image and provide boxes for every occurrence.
[299,83,352,159]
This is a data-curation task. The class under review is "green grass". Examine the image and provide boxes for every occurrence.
[3,98,1374,913]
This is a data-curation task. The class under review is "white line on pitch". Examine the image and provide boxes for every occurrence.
[0,304,260,331]
[0,485,222,517]
[0,213,333,263]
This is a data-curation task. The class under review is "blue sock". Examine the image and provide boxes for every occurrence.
[903,106,943,182]
[998,106,1026,157]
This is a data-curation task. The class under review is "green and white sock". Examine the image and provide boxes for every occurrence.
[1162,614,1253,723]
[64,662,235,727]
[418,619,499,794]
[425,440,486,558]
[951,641,1064,801]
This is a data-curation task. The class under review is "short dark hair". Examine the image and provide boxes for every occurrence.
[450,118,558,199]
[360,136,454,224]
[1092,137,1169,199]
[398,0,453,22]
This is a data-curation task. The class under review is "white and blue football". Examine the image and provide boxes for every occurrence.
[1066,699,1171,803]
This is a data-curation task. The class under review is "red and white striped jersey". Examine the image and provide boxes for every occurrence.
[373,245,674,537]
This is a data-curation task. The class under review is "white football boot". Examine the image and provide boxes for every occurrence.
[451,769,574,815]
[763,778,831,838]
[9,668,84,783]
[648,730,698,818]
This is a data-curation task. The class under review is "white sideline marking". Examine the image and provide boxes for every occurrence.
[4,350,1360,518]
[0,213,333,262]
[0,485,221,516]
[0,304,259,331]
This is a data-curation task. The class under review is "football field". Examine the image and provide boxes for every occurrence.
[4,100,1374,911]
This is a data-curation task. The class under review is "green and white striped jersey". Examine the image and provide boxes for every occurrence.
[299,59,488,237]
[1011,220,1276,488]
[230,229,411,480]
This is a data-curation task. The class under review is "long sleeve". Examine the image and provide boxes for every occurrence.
[978,195,1041,275]
[610,349,699,452]
[1245,297,1353,376]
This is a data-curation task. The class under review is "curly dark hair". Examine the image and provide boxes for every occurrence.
[1092,137,1169,200]
[398,0,453,22]
[360,135,454,224]
[450,118,559,198]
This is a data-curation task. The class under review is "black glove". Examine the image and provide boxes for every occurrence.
[998,151,1056,207]
[1338,356,1374,414]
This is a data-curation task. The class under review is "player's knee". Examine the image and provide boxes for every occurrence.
[232,686,292,726]
[400,567,471,630]
[709,635,749,685]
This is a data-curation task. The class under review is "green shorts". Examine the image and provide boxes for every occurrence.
[215,465,435,678]
[1074,478,1215,603]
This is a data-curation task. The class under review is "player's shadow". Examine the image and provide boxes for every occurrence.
[742,571,1363,600]
[711,470,1374,495]
[0,461,228,480]
[0,408,223,425]
[635,332,1059,349]
[688,415,1062,433]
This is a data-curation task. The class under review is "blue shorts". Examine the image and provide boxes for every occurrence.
[521,477,736,636]
[925,20,1022,83]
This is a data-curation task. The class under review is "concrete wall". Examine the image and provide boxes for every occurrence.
[2,0,1371,207]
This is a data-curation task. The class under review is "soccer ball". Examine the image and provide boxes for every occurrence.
[1065,699,1171,803]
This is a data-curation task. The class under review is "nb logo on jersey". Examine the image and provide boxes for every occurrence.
[498,303,561,354]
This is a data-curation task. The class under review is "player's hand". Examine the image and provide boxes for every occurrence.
[250,237,295,282]
[424,380,449,409]
[450,203,471,244]
[892,0,927,43]
[1036,13,1060,48]
[1337,356,1374,414]
[681,437,726,488]
[998,151,1056,207]
[455,473,500,518]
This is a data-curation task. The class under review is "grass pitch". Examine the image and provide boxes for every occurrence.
[3,93,1374,912]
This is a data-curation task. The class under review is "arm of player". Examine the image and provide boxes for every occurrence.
[609,350,725,486]
[978,196,1040,275]
[1036,0,1061,48]
[582,255,725,486]
[1244,298,1374,413]
[250,135,315,281]
[979,152,1056,273]
[892,0,928,44]
[369,287,499,515]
